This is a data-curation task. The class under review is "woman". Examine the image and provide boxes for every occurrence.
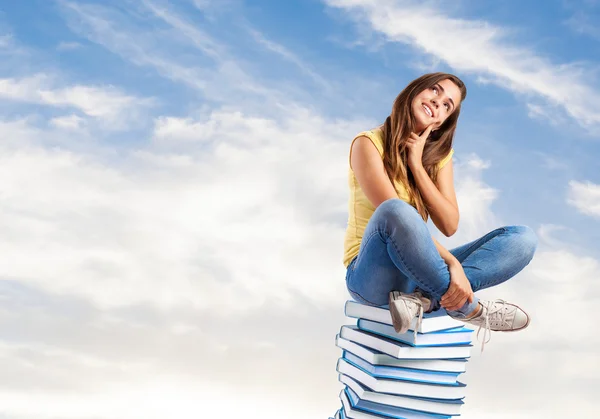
[343,72,537,348]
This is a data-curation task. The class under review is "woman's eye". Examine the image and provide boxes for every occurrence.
[444,103,450,110]
[433,87,438,94]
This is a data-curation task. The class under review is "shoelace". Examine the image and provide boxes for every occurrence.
[475,299,508,353]
[400,294,425,344]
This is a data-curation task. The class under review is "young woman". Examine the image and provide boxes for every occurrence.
[343,72,537,348]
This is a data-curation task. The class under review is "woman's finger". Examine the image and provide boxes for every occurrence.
[420,124,434,139]
[442,294,460,309]
[455,296,468,310]
[444,289,467,308]
[444,294,462,309]
[441,284,457,302]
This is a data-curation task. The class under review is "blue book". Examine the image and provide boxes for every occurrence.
[336,334,468,372]
[339,373,463,416]
[342,351,460,384]
[357,319,473,347]
[345,300,464,333]
[340,326,472,360]
[345,387,452,419]
[337,358,467,400]
[339,388,449,419]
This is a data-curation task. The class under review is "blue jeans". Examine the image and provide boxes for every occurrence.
[345,199,538,318]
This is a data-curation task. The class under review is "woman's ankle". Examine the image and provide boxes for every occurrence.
[464,303,482,320]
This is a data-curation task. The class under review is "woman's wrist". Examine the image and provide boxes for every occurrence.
[409,160,425,175]
[446,257,461,268]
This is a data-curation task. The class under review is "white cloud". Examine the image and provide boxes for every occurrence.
[0,34,13,48]
[567,180,600,218]
[535,151,570,171]
[59,0,280,105]
[527,103,563,126]
[246,27,332,91]
[324,0,600,129]
[0,75,152,128]
[152,116,212,142]
[49,114,86,130]
[56,41,83,51]
[0,108,372,313]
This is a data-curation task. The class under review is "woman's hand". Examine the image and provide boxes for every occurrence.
[406,124,434,170]
[441,262,474,312]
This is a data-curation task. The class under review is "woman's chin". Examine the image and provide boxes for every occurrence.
[413,121,428,133]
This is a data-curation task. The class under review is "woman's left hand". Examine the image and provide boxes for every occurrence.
[407,124,434,170]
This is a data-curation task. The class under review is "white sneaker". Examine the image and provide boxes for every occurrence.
[388,291,431,342]
[460,299,530,352]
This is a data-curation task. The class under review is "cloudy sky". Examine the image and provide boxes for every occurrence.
[0,0,599,418]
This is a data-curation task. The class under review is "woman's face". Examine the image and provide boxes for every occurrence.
[411,79,462,134]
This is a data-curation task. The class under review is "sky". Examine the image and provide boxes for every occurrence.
[0,0,599,418]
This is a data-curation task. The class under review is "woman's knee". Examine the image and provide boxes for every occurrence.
[374,198,421,228]
[506,225,538,262]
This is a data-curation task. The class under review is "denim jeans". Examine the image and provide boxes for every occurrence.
[345,199,538,318]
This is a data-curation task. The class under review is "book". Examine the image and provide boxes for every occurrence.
[340,326,472,360]
[344,386,452,419]
[335,334,468,373]
[337,358,466,400]
[339,373,464,416]
[339,388,448,419]
[342,351,459,384]
[357,319,473,347]
[345,300,463,333]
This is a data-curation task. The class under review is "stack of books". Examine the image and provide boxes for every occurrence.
[329,300,474,419]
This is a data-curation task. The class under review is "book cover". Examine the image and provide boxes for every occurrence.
[340,326,472,360]
[345,300,464,333]
[357,319,473,347]
[335,334,468,372]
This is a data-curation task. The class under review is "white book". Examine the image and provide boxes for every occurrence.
[358,319,473,347]
[339,388,443,419]
[340,326,472,360]
[342,351,459,384]
[335,335,468,372]
[339,373,463,416]
[345,300,463,333]
[337,358,466,400]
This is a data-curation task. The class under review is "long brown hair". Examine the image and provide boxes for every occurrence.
[381,72,467,221]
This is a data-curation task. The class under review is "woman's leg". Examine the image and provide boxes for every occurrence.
[346,198,456,307]
[441,225,538,318]
[346,199,538,316]
[450,225,538,292]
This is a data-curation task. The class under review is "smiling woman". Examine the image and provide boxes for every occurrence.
[343,72,539,350]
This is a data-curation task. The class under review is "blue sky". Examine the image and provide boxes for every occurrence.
[1,1,599,418]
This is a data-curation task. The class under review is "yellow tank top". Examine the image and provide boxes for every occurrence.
[342,127,454,267]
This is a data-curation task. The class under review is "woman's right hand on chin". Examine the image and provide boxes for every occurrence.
[440,262,474,312]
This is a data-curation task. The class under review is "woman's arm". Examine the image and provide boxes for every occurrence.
[433,234,475,311]
[406,128,459,236]
[351,135,458,236]
[431,234,459,267]
[350,136,398,207]
[412,158,459,237]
